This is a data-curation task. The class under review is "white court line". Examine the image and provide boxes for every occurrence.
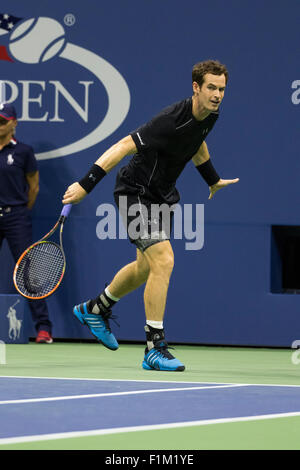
[0,375,227,384]
[0,384,246,405]
[1,411,300,446]
[1,375,300,388]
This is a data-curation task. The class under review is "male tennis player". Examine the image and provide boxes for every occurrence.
[63,60,239,371]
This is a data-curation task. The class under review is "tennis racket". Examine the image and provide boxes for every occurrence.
[13,204,72,300]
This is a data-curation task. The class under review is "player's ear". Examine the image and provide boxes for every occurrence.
[192,81,200,94]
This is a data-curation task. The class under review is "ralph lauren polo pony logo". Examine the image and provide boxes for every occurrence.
[7,153,14,165]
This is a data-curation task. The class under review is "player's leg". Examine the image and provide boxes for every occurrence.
[73,188,151,350]
[141,240,185,372]
[142,240,174,322]
[107,248,150,298]
[73,250,150,351]
[97,239,172,324]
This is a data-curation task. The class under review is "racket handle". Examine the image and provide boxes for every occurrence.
[60,204,72,218]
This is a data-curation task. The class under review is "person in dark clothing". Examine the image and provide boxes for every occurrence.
[63,60,239,370]
[0,103,53,343]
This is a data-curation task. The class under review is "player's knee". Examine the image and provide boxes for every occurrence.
[149,249,174,278]
[162,254,174,277]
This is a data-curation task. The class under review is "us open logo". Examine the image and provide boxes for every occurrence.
[0,13,130,160]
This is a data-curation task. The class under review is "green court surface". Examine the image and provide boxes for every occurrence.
[0,342,300,450]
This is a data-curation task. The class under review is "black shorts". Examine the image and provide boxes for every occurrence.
[114,171,175,253]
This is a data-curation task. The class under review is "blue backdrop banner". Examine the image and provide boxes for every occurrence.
[0,1,299,347]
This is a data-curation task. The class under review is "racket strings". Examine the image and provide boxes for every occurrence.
[15,242,65,298]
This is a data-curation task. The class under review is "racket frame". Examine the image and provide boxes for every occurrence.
[13,207,70,300]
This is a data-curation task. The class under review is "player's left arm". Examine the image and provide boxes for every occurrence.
[26,171,39,209]
[192,141,239,199]
[192,140,211,166]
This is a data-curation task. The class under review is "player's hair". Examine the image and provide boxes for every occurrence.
[192,60,228,88]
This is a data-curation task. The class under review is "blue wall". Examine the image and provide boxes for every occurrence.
[0,0,299,346]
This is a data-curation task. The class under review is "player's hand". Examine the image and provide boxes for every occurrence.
[62,182,87,204]
[209,178,239,200]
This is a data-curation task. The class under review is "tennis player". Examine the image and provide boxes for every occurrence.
[63,60,239,371]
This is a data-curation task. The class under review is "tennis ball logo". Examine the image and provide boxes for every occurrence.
[4,14,131,160]
[9,17,66,64]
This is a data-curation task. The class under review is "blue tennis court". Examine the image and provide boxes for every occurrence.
[1,376,300,446]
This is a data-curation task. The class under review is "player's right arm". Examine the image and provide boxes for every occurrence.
[95,135,137,173]
[62,135,137,205]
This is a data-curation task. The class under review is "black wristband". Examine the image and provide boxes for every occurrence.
[196,159,220,186]
[78,164,106,193]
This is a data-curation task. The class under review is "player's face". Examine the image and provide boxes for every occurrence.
[193,73,226,112]
[0,118,17,138]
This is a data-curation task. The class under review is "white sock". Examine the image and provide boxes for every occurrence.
[146,320,163,329]
[90,287,119,314]
[105,287,120,302]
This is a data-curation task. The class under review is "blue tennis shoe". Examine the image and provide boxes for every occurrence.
[142,340,185,371]
[73,301,119,351]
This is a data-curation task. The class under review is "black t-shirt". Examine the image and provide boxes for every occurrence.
[115,97,219,204]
